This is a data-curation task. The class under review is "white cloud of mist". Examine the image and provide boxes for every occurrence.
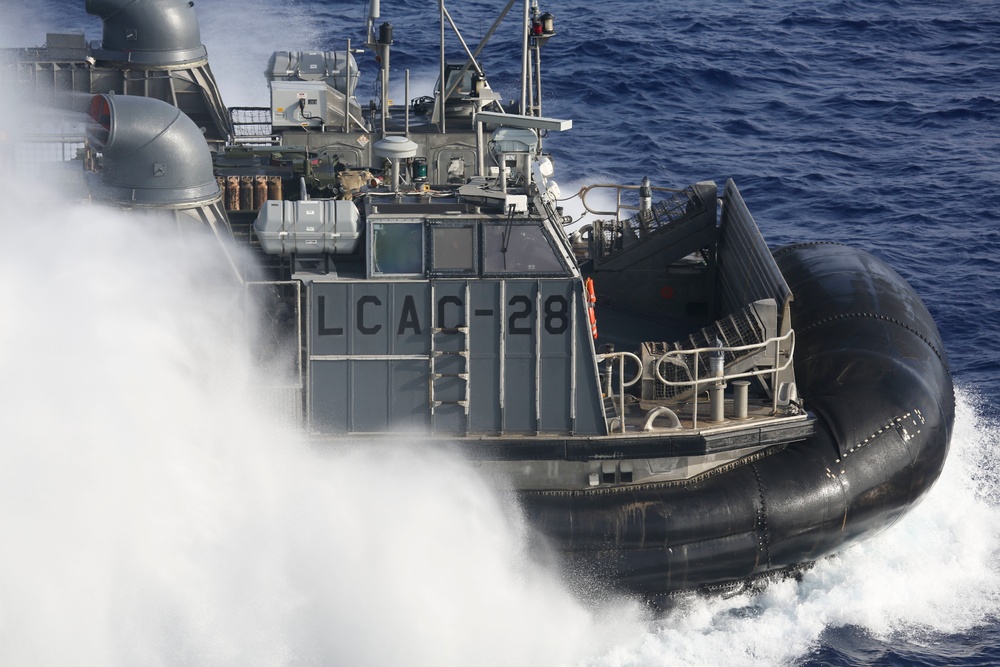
[0,23,651,658]
[0,143,646,665]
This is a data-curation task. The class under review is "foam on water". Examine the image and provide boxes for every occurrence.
[579,391,1000,667]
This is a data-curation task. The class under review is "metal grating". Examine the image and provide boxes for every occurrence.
[596,184,706,259]
[229,106,275,142]
[650,306,766,399]
[11,137,84,167]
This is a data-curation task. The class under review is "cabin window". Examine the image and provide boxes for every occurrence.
[482,223,566,274]
[447,156,467,183]
[371,222,423,275]
[430,225,476,274]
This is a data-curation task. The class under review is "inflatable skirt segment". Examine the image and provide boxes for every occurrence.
[519,242,954,598]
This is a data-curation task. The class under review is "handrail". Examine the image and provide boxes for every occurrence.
[595,350,642,434]
[579,183,683,219]
[654,330,795,428]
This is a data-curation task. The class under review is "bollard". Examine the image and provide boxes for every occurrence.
[733,380,750,419]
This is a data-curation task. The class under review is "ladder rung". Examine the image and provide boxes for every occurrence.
[433,373,469,379]
[433,327,468,334]
[432,350,468,357]
[432,400,468,407]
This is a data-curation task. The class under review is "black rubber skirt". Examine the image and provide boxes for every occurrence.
[519,243,954,597]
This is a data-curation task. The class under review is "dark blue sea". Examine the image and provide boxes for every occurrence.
[2,0,999,665]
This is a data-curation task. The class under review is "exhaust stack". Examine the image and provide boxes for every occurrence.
[87,93,242,279]
[86,0,208,66]
[4,0,234,143]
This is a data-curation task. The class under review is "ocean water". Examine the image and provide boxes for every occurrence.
[1,0,999,665]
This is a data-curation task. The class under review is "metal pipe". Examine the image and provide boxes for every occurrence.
[439,0,446,133]
[405,68,410,137]
[367,0,380,46]
[344,38,351,133]
[380,40,390,137]
[476,106,485,175]
[520,0,529,114]
[618,353,626,433]
[709,383,725,423]
[534,40,543,117]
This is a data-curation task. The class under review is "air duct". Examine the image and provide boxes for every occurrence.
[87,93,243,280]
[86,0,208,66]
[87,93,219,206]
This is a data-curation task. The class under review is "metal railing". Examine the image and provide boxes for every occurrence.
[595,350,643,434]
[579,182,684,220]
[2,121,87,176]
[654,330,795,429]
[578,182,711,262]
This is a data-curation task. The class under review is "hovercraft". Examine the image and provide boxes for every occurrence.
[3,0,953,599]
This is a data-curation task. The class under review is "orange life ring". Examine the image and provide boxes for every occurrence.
[585,277,598,339]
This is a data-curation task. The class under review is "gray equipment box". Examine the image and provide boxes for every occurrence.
[254,199,362,256]
[266,51,358,94]
[270,80,328,128]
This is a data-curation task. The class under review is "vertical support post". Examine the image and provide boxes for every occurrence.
[439,0,447,133]
[476,111,485,176]
[570,281,578,434]
[534,282,542,433]
[499,279,507,432]
[463,280,471,424]
[618,354,626,433]
[692,352,699,429]
[380,38,390,138]
[520,0,529,114]
[709,384,726,423]
[405,68,410,137]
[344,38,351,133]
